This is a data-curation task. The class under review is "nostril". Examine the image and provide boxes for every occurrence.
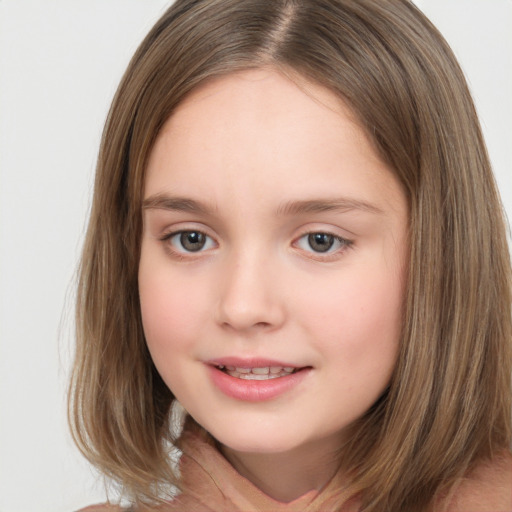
[254,321,272,328]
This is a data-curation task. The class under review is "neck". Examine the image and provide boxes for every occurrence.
[219,435,344,503]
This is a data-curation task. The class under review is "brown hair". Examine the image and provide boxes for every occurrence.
[69,1,512,510]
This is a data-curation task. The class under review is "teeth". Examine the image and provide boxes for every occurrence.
[239,373,275,380]
[218,365,297,380]
[251,367,270,375]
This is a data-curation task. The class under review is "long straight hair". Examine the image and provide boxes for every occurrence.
[69,1,512,510]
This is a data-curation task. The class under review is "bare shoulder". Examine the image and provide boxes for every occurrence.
[444,451,512,512]
[75,502,179,512]
[75,505,125,512]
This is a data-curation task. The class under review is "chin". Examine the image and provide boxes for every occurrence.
[208,424,307,455]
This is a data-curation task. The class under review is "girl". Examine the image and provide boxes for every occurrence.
[70,1,512,511]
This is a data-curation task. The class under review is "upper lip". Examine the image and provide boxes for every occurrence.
[205,356,304,369]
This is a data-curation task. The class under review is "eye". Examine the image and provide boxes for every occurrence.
[296,232,351,254]
[165,230,216,253]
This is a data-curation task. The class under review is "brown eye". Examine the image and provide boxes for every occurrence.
[179,231,207,251]
[295,232,352,256]
[164,230,215,253]
[307,233,335,253]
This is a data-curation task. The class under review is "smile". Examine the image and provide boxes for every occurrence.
[216,365,297,380]
[207,360,311,401]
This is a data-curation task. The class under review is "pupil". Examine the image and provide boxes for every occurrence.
[308,233,334,253]
[180,231,206,251]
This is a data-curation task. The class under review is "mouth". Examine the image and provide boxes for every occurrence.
[207,359,312,401]
[215,365,300,380]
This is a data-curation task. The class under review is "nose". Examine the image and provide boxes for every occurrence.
[215,249,286,333]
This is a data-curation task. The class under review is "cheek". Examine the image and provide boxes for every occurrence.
[138,261,214,397]
[138,256,206,356]
[299,263,403,361]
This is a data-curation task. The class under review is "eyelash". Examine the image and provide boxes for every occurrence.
[294,231,353,259]
[160,230,217,259]
[159,229,353,260]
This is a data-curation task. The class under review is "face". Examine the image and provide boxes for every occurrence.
[139,69,408,458]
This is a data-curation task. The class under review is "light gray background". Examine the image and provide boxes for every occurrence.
[0,1,510,511]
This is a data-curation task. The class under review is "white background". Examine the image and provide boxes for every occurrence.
[0,1,510,511]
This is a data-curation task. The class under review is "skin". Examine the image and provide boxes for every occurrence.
[139,68,409,502]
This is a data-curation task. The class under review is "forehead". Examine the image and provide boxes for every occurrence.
[170,68,356,124]
[144,68,403,215]
[155,68,366,151]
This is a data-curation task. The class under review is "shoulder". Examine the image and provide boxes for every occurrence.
[442,451,512,512]
[75,501,189,512]
[75,505,125,512]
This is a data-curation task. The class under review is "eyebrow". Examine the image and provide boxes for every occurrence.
[276,198,384,216]
[142,194,214,215]
[142,194,384,216]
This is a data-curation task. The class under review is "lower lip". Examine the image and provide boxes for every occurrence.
[207,366,310,402]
